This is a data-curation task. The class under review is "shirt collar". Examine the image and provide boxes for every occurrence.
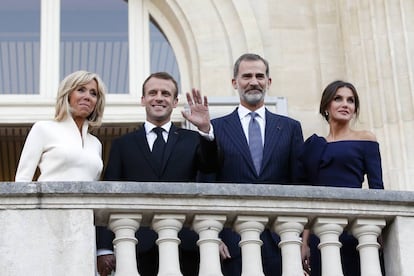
[238,104,266,120]
[63,116,89,136]
[144,121,172,134]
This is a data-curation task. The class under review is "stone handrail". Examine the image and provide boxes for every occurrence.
[1,181,413,275]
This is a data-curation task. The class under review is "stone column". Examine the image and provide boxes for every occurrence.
[337,0,414,190]
[152,214,185,276]
[383,216,414,276]
[273,216,308,276]
[234,215,268,276]
[313,217,347,276]
[193,214,226,276]
[351,218,386,276]
[0,209,96,275]
[108,214,142,276]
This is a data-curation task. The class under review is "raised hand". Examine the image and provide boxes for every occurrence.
[181,88,211,133]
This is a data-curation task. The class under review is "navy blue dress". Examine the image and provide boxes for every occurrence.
[298,134,384,276]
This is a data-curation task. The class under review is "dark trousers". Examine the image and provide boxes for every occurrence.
[137,226,200,276]
[221,228,282,276]
[221,254,282,276]
[137,246,199,276]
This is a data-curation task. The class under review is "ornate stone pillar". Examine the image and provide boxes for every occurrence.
[234,215,268,276]
[273,216,308,276]
[193,214,226,276]
[108,214,142,276]
[313,217,347,276]
[351,218,386,276]
[152,214,185,276]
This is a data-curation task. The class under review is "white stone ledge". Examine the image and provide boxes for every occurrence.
[1,181,413,275]
[1,181,414,227]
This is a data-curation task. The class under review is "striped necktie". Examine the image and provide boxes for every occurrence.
[248,112,263,174]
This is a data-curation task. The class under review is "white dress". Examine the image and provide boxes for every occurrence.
[15,117,103,181]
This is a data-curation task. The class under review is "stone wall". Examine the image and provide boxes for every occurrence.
[148,0,414,191]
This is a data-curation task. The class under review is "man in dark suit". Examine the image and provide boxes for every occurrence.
[202,53,304,276]
[96,72,217,276]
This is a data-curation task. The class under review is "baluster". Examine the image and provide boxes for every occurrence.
[152,214,185,276]
[234,215,268,276]
[273,216,308,276]
[193,214,226,276]
[313,217,347,276]
[108,214,142,276]
[351,218,386,276]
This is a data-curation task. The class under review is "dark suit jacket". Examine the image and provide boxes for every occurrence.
[208,108,304,275]
[212,108,303,184]
[97,123,218,252]
[104,123,217,182]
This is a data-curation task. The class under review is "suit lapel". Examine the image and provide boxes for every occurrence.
[160,124,179,174]
[223,110,257,174]
[133,127,161,175]
[262,109,283,170]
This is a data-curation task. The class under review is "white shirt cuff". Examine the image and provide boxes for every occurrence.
[97,249,114,256]
[198,123,215,141]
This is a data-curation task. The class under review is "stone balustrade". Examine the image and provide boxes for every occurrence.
[0,181,413,276]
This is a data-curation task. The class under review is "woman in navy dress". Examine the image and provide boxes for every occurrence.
[298,80,384,276]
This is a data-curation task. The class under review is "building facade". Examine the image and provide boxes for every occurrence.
[1,0,413,190]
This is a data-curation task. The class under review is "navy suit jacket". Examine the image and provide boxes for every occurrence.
[97,123,218,252]
[208,108,304,270]
[212,108,303,184]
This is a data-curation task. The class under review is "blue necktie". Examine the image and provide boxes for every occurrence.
[248,112,263,174]
[152,127,166,167]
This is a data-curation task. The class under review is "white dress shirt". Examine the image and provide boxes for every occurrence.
[237,104,266,145]
[144,121,171,150]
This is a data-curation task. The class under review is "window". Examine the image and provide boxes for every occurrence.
[1,0,180,96]
[150,19,180,91]
[61,0,129,94]
[0,0,40,94]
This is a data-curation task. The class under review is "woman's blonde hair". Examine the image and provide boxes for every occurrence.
[54,70,106,128]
